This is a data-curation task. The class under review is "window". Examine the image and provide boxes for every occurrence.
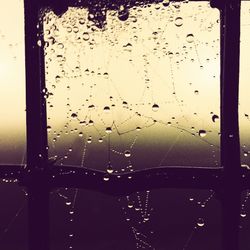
[0,0,248,250]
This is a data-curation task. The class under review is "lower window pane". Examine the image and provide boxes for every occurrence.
[50,188,222,249]
[0,180,27,250]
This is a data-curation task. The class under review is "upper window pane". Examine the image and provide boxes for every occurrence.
[0,1,26,165]
[44,1,220,170]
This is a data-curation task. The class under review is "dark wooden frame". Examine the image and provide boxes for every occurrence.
[0,0,248,249]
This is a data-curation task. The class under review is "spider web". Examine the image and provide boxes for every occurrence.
[43,1,221,249]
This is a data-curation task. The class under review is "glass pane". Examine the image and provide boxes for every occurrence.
[44,1,220,171]
[0,0,26,165]
[0,181,27,250]
[240,1,250,168]
[50,188,221,249]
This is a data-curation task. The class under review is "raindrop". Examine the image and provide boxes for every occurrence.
[118,7,129,21]
[194,90,199,95]
[128,202,133,208]
[103,174,110,181]
[106,164,114,174]
[130,15,137,23]
[98,138,103,143]
[79,132,83,137]
[152,103,159,112]
[79,18,85,25]
[88,120,94,126]
[37,40,42,47]
[199,130,207,137]
[82,32,90,41]
[174,17,183,27]
[212,114,219,122]
[162,0,170,7]
[241,164,250,169]
[87,137,92,143]
[124,150,131,157]
[240,212,247,218]
[66,201,72,206]
[71,113,78,119]
[122,101,128,108]
[88,104,95,110]
[186,34,194,43]
[103,106,110,113]
[105,127,112,134]
[47,126,52,132]
[197,218,205,227]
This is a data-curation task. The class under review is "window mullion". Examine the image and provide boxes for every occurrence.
[24,1,50,250]
[220,1,241,250]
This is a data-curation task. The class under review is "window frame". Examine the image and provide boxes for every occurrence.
[0,0,248,249]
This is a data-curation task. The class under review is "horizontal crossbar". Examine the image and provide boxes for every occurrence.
[1,164,250,195]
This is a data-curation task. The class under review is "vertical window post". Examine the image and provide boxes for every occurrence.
[24,1,50,250]
[220,0,241,249]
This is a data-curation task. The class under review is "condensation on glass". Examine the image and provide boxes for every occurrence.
[43,1,220,171]
[239,1,250,170]
[0,0,26,165]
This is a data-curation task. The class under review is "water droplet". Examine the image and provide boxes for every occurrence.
[197,218,205,227]
[241,164,250,169]
[124,150,131,157]
[79,18,85,25]
[106,164,114,174]
[118,8,129,21]
[103,106,110,113]
[152,103,159,112]
[88,104,95,110]
[105,127,112,134]
[128,202,133,208]
[103,174,110,181]
[66,201,72,206]
[186,34,194,43]
[174,17,183,27]
[88,120,94,126]
[212,114,219,122]
[79,132,83,137]
[37,40,42,47]
[82,32,90,41]
[240,212,247,218]
[122,101,128,108]
[130,15,137,23]
[71,113,78,119]
[162,0,170,7]
[199,130,207,137]
[47,126,52,132]
[194,90,199,95]
[136,126,141,131]
[98,138,103,143]
[87,137,92,143]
